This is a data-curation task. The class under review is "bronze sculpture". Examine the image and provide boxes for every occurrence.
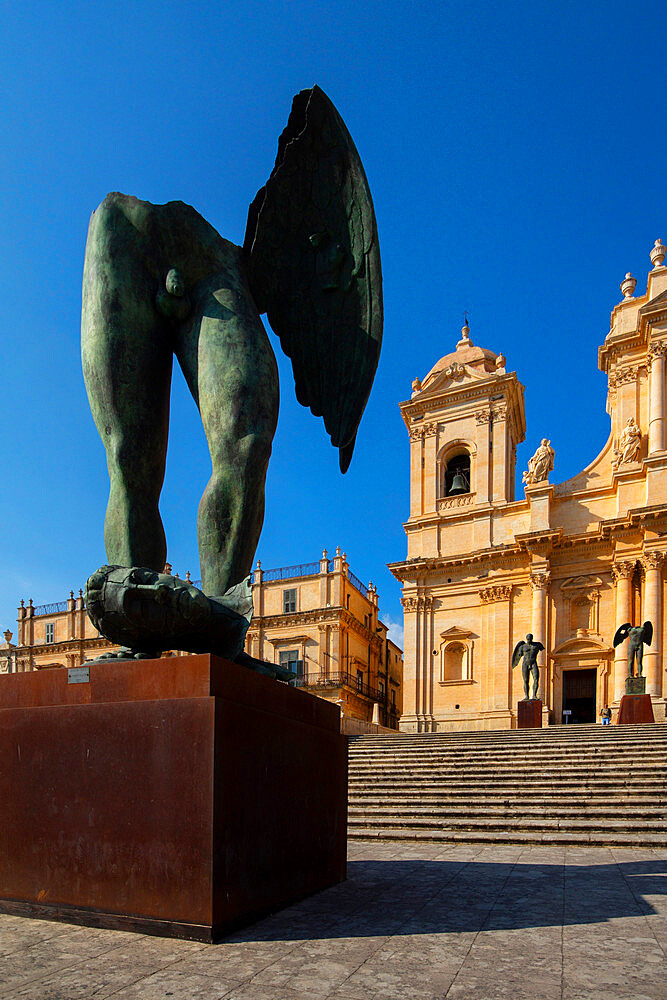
[81,87,382,669]
[511,633,544,700]
[613,621,653,677]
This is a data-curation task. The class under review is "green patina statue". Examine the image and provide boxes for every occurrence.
[81,87,382,670]
[511,634,544,701]
[613,621,653,677]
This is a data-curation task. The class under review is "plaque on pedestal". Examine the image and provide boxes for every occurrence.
[518,699,543,728]
[626,675,646,695]
[0,655,347,941]
[617,692,655,725]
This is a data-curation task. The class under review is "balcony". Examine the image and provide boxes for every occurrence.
[293,670,382,703]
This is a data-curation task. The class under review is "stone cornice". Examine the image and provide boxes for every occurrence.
[388,545,524,580]
[249,606,381,647]
[18,637,109,655]
[598,331,645,373]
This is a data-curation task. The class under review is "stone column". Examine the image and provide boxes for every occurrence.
[422,426,438,513]
[491,406,508,502]
[399,597,420,732]
[474,410,491,503]
[425,595,435,730]
[480,585,513,711]
[641,551,664,697]
[648,344,666,454]
[530,571,550,701]
[612,560,635,702]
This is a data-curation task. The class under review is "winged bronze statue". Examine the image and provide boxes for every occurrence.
[511,634,544,701]
[81,86,382,672]
[613,621,653,677]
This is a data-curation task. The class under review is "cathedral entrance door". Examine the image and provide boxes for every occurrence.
[562,668,597,724]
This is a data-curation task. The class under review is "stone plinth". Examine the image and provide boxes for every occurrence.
[517,699,543,728]
[0,655,347,941]
[626,675,646,695]
[617,693,655,725]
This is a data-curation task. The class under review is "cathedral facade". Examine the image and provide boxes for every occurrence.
[390,240,667,730]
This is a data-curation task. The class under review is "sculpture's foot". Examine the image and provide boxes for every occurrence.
[85,565,253,662]
[84,647,162,664]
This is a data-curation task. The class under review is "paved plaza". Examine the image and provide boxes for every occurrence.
[0,840,665,1000]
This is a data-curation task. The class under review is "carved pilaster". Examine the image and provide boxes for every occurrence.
[611,560,635,583]
[529,572,550,592]
[408,422,437,440]
[474,409,491,425]
[479,584,512,604]
[641,550,666,572]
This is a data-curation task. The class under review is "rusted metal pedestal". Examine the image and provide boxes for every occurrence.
[517,699,543,729]
[0,655,347,941]
[617,693,655,724]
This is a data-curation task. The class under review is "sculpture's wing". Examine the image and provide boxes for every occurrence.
[244,85,383,473]
[511,641,524,668]
[534,642,545,652]
[641,621,653,646]
[613,623,632,647]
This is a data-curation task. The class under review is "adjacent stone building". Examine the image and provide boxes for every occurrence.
[390,239,667,731]
[247,549,403,728]
[5,551,403,729]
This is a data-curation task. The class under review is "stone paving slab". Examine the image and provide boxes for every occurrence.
[0,841,665,999]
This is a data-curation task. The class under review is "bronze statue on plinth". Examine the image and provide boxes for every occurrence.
[613,621,653,696]
[81,87,383,671]
[511,633,544,701]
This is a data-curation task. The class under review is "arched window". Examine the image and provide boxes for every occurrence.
[442,452,471,496]
[443,642,466,681]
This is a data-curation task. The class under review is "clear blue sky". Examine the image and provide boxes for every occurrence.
[1,1,665,644]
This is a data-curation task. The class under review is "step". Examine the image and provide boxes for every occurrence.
[347,827,667,847]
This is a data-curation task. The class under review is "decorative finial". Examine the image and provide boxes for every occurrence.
[185,570,191,581]
[620,272,637,299]
[496,353,506,369]
[411,376,422,397]
[19,599,24,608]
[3,630,12,644]
[70,590,74,598]
[650,239,666,269]
[79,588,83,597]
[322,548,328,558]
[256,559,261,569]
[456,312,473,350]
[335,545,341,556]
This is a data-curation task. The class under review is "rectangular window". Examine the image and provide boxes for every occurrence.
[356,669,363,691]
[279,649,303,678]
[283,588,297,614]
[378,679,385,696]
[45,622,55,644]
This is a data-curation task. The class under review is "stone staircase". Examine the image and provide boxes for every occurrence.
[347,724,667,847]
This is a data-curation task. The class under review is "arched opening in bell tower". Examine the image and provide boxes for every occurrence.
[442,452,471,496]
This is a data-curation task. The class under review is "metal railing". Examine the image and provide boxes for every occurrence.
[262,562,321,582]
[347,571,369,597]
[293,671,382,702]
[32,601,68,616]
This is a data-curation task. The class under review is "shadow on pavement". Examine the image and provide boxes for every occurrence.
[222,857,667,943]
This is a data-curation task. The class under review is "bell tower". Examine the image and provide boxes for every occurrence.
[400,321,526,557]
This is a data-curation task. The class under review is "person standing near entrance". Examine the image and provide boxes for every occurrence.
[600,705,612,725]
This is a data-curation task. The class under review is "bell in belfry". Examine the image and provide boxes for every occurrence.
[449,471,468,495]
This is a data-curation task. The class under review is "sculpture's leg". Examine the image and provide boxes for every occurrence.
[530,664,539,700]
[636,642,644,676]
[176,264,279,596]
[522,661,530,700]
[82,194,172,570]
